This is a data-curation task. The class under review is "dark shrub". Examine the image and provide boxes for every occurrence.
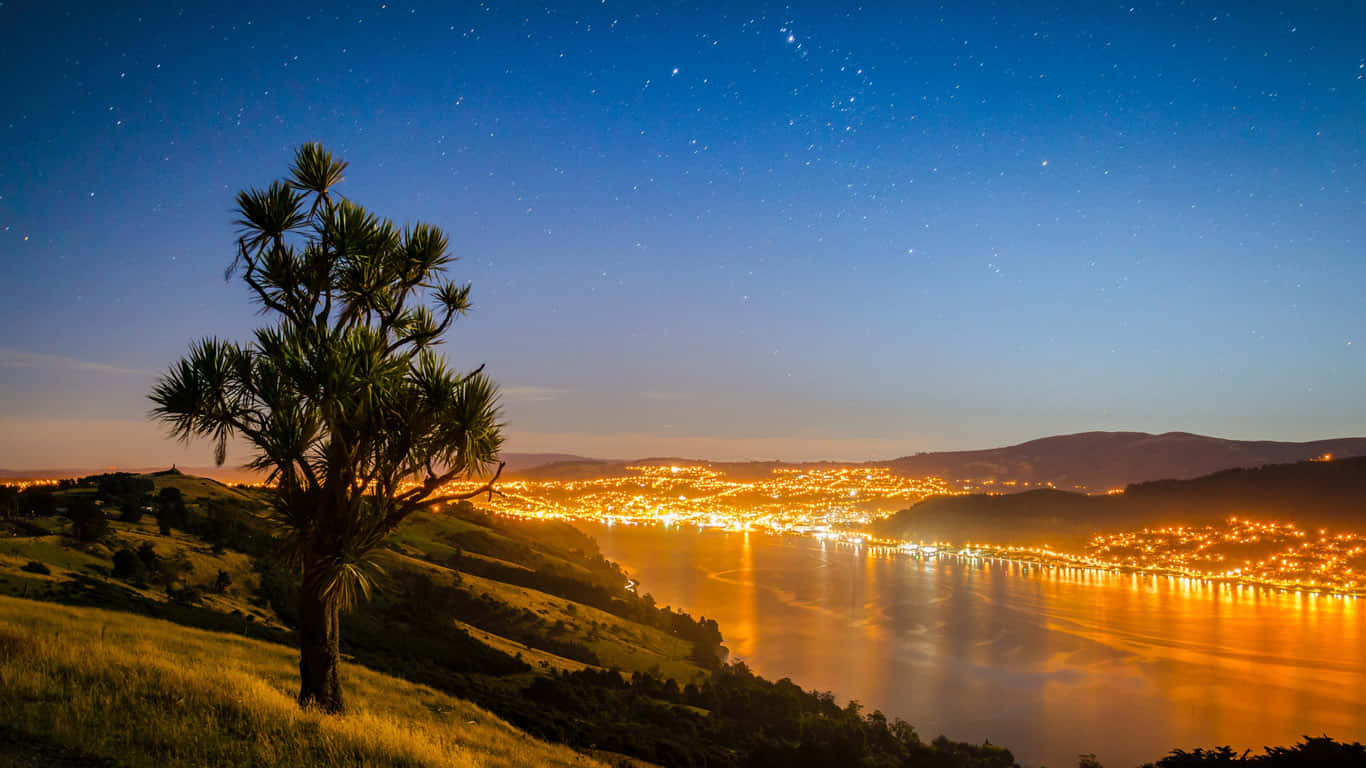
[66,497,109,541]
[155,487,188,534]
[112,548,147,582]
[211,569,232,594]
[118,502,145,524]
[137,541,161,572]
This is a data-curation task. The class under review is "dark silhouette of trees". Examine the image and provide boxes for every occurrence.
[118,500,145,524]
[66,497,109,541]
[28,489,58,516]
[149,143,504,713]
[94,473,154,504]
[1144,735,1366,767]
[0,486,59,518]
[155,487,188,534]
[0,485,18,520]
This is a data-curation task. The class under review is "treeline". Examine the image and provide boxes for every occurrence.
[1138,736,1366,767]
[0,484,59,520]
[517,662,1018,767]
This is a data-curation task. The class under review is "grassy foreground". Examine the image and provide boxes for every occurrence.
[0,595,605,768]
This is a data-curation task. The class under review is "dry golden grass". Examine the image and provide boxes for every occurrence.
[0,595,605,768]
[383,551,706,682]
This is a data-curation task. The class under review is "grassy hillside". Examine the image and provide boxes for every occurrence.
[0,473,728,765]
[0,595,603,768]
[0,471,1028,768]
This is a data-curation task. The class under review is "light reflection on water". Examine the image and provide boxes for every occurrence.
[582,523,1366,768]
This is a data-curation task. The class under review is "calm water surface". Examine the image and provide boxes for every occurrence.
[581,523,1366,768]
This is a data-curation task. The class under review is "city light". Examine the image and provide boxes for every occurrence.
[432,465,1366,597]
[436,464,965,530]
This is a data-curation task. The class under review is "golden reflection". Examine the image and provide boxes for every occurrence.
[732,529,757,658]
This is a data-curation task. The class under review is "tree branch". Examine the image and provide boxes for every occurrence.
[240,242,304,326]
[384,460,505,533]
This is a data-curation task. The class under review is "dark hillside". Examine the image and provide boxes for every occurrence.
[872,456,1366,548]
[876,431,1366,492]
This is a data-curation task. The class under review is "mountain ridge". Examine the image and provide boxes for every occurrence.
[874,430,1366,492]
[506,431,1366,490]
[8,432,1366,492]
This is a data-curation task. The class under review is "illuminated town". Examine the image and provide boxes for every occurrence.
[447,464,967,529]
[439,463,1366,597]
[1083,518,1366,595]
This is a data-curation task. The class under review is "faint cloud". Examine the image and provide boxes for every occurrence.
[501,385,569,403]
[0,347,153,376]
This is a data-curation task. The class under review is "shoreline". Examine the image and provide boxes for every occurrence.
[564,515,1366,601]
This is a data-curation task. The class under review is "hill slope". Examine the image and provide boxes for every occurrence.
[1,471,1025,768]
[876,431,1366,491]
[0,595,603,768]
[871,456,1366,548]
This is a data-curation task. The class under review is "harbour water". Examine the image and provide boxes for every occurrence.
[581,523,1366,767]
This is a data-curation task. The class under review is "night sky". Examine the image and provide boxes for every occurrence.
[2,1,1364,468]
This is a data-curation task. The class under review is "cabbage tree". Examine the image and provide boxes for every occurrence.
[150,143,504,712]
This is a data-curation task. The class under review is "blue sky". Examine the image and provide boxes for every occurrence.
[2,1,1364,467]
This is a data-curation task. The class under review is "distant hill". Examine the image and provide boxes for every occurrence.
[496,452,601,474]
[510,456,857,482]
[870,455,1366,548]
[0,465,266,484]
[876,431,1366,492]
[509,431,1366,489]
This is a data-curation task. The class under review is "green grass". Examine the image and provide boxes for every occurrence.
[395,512,608,589]
[150,473,260,504]
[0,536,107,573]
[0,595,606,768]
[0,520,280,629]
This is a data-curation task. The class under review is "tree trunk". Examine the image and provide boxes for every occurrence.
[297,565,344,713]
